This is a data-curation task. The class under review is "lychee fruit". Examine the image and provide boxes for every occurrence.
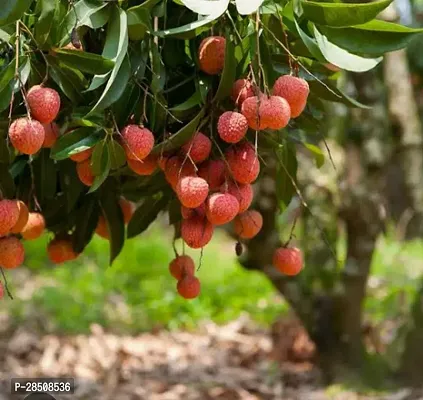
[217,111,248,144]
[177,275,201,299]
[234,210,263,239]
[121,125,154,161]
[76,159,95,186]
[47,238,79,264]
[27,85,61,123]
[181,215,214,249]
[206,193,239,225]
[158,156,168,170]
[272,75,309,118]
[198,36,226,75]
[164,156,196,188]
[225,182,253,213]
[181,132,211,164]
[226,142,260,184]
[42,122,59,148]
[0,199,20,236]
[70,147,93,163]
[10,201,29,234]
[128,155,157,176]
[273,247,303,276]
[21,212,45,240]
[241,95,268,130]
[0,236,25,269]
[198,159,226,191]
[96,215,109,239]
[169,255,195,280]
[231,79,255,107]
[262,96,291,130]
[176,176,209,209]
[120,198,134,224]
[8,117,45,155]
[181,203,206,219]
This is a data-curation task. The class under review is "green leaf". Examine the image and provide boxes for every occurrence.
[89,143,110,193]
[150,40,166,94]
[0,163,15,198]
[33,149,57,202]
[108,140,126,170]
[58,159,84,213]
[90,141,106,176]
[313,26,382,72]
[303,143,325,168]
[170,90,202,112]
[127,194,170,238]
[72,194,99,254]
[0,0,32,27]
[127,5,151,40]
[53,49,115,75]
[34,0,58,46]
[317,20,423,56]
[0,59,15,94]
[111,81,141,127]
[9,158,27,179]
[300,0,392,28]
[293,16,325,62]
[275,142,297,210]
[51,127,103,160]
[151,108,205,155]
[213,31,236,102]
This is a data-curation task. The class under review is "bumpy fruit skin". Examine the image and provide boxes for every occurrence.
[273,247,303,276]
[70,147,93,163]
[0,200,20,236]
[120,198,134,224]
[198,159,226,191]
[164,156,196,188]
[234,210,263,239]
[206,193,239,225]
[217,111,249,144]
[96,215,109,239]
[169,255,195,280]
[226,142,260,184]
[9,118,45,155]
[181,216,214,249]
[198,36,226,75]
[21,212,45,240]
[231,79,255,107]
[76,159,95,186]
[181,132,211,164]
[225,182,253,213]
[42,122,59,148]
[47,239,78,264]
[176,176,209,209]
[122,125,154,161]
[10,201,29,234]
[128,155,157,176]
[177,275,201,299]
[241,96,268,130]
[262,96,291,130]
[272,75,309,118]
[27,85,61,123]
[181,203,206,219]
[0,237,25,269]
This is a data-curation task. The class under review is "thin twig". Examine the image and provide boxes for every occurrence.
[0,268,13,300]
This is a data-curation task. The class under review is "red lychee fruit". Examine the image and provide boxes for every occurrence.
[0,237,25,269]
[21,212,45,240]
[164,156,196,188]
[27,85,61,123]
[96,215,109,239]
[120,198,134,224]
[70,147,93,163]
[176,176,209,209]
[128,155,157,176]
[272,75,309,118]
[47,238,79,264]
[231,79,255,107]
[76,159,95,186]
[217,111,249,144]
[181,132,212,164]
[121,125,155,161]
[241,95,268,130]
[158,156,168,170]
[226,142,260,184]
[224,182,253,213]
[8,117,45,155]
[42,122,59,148]
[197,159,226,191]
[262,96,291,130]
[0,199,20,236]
[181,215,214,249]
[206,193,239,225]
[181,203,206,219]
[273,247,303,276]
[234,210,263,239]
[198,36,226,75]
[177,275,201,299]
[169,255,195,280]
[10,201,29,234]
